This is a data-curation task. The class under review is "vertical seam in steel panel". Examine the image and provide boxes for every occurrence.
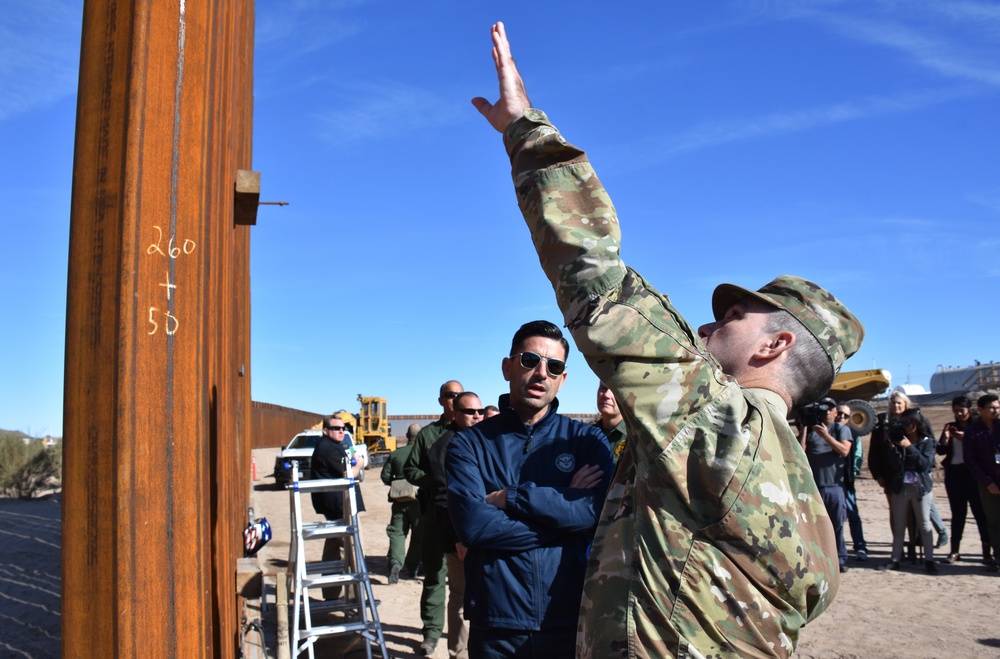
[166,0,187,655]
[125,1,146,654]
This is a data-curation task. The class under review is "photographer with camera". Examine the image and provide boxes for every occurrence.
[799,398,853,572]
[870,391,948,557]
[877,408,940,574]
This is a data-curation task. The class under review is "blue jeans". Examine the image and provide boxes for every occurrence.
[469,626,575,659]
[844,486,867,552]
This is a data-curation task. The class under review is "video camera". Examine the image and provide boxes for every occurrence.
[798,400,835,428]
[886,417,908,444]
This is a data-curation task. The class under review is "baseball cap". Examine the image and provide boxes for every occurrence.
[711,275,864,372]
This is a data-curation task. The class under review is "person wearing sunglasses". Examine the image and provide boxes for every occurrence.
[403,380,463,656]
[799,398,853,573]
[310,416,366,601]
[837,404,869,562]
[426,391,486,659]
[381,423,424,585]
[472,22,864,658]
[446,321,614,658]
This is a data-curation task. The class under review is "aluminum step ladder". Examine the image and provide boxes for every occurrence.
[287,462,387,659]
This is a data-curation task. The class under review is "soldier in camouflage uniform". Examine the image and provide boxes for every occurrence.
[471,23,865,658]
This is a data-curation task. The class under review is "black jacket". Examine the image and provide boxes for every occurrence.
[885,434,937,496]
[310,436,366,519]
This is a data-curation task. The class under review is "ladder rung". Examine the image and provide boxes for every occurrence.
[301,522,355,539]
[305,559,348,573]
[294,619,379,639]
[296,596,381,613]
[293,477,355,493]
[302,572,364,587]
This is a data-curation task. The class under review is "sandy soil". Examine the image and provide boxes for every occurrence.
[4,406,1000,658]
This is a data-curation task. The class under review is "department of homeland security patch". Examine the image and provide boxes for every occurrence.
[555,453,575,473]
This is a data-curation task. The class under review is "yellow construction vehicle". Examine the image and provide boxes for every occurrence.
[825,369,891,435]
[355,394,394,467]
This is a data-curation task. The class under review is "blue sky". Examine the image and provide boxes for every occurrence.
[2,1,998,437]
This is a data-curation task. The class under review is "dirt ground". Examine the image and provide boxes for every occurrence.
[3,404,1000,658]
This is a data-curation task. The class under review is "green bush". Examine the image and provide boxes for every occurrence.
[0,433,62,498]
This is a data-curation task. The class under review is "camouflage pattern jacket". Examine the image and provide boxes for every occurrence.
[504,109,839,658]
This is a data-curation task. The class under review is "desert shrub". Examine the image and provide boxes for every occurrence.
[0,433,62,498]
[0,433,26,489]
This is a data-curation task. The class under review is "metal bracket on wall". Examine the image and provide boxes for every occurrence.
[235,170,261,225]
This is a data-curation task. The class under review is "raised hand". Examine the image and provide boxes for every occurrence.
[471,22,532,133]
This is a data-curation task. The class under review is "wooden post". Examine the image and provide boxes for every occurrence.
[63,0,254,656]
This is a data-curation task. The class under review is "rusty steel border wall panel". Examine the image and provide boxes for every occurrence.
[251,401,325,449]
[63,0,254,656]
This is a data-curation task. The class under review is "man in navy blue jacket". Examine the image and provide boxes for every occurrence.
[446,320,613,658]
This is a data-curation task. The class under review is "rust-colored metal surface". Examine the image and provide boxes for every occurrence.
[251,401,324,449]
[63,0,254,656]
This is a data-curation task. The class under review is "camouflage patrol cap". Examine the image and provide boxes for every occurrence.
[712,275,864,372]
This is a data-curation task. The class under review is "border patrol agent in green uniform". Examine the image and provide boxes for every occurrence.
[472,23,865,658]
[404,380,463,656]
[381,424,423,583]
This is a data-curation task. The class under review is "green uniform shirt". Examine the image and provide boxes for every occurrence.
[594,418,627,463]
[505,110,838,658]
[381,443,414,485]
[402,417,450,489]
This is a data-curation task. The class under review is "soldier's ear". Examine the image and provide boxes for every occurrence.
[755,331,795,360]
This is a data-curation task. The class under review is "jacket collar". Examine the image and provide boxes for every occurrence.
[497,393,560,430]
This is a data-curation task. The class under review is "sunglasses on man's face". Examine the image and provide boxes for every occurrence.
[326,426,345,431]
[457,408,485,416]
[441,391,463,399]
[836,413,850,419]
[514,351,566,377]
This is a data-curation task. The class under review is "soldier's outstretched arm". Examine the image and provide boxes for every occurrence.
[471,22,531,133]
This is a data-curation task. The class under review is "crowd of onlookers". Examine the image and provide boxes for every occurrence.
[803,389,1000,577]
[370,387,1000,658]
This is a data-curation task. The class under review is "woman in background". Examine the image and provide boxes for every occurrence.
[937,395,991,564]
[869,391,948,555]
[878,408,940,573]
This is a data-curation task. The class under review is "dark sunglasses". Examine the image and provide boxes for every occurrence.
[457,408,485,416]
[441,391,463,399]
[326,426,346,431]
[835,413,850,419]
[514,351,566,376]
